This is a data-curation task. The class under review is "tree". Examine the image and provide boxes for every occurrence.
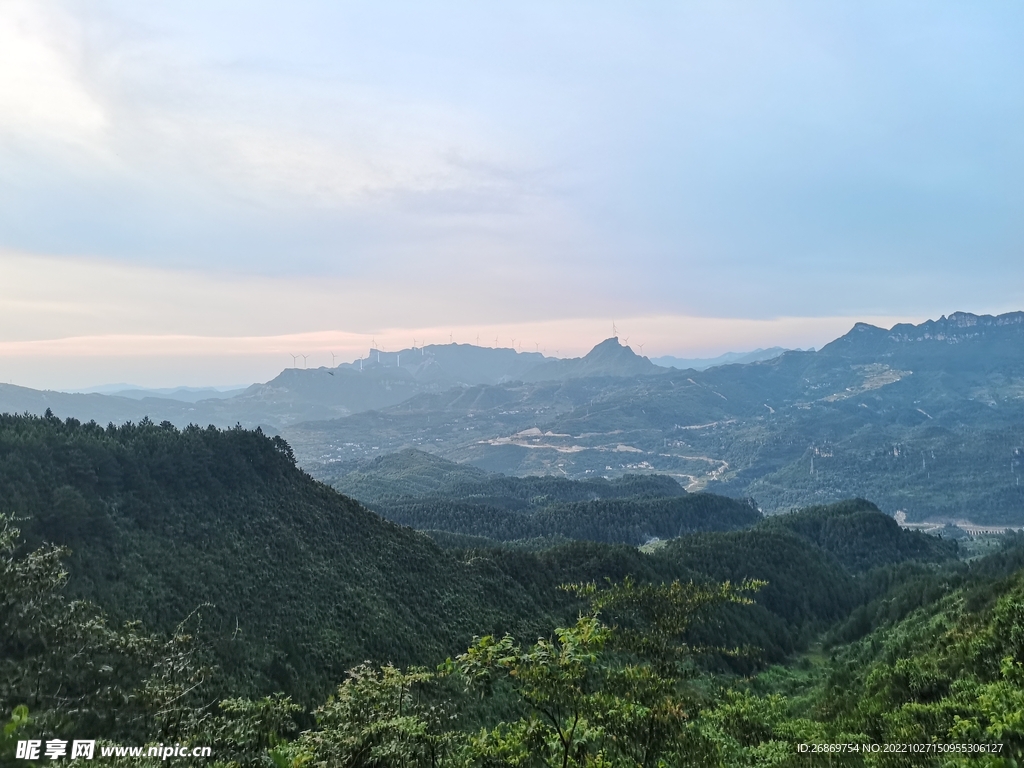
[0,513,212,745]
[281,663,462,767]
[458,616,612,767]
[454,578,765,767]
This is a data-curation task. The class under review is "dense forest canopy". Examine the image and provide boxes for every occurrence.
[2,413,1023,765]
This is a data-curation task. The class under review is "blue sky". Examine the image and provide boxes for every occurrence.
[1,1,1022,387]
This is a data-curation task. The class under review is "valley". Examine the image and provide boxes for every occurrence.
[286,312,1024,525]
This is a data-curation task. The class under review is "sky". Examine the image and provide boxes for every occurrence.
[1,0,1022,389]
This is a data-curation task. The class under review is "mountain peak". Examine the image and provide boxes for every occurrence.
[520,337,658,382]
[585,336,638,357]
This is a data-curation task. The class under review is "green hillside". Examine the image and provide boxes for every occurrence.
[6,501,1008,765]
[4,414,1018,763]
[0,413,950,698]
[756,498,958,572]
[331,448,688,505]
[0,414,822,703]
[370,495,757,545]
[0,413,570,701]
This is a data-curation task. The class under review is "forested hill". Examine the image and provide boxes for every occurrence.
[756,498,957,572]
[329,448,757,545]
[332,448,688,505]
[0,413,575,700]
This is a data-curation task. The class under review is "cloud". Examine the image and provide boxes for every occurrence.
[0,1,107,149]
[0,0,530,211]
[166,108,523,211]
[0,249,602,340]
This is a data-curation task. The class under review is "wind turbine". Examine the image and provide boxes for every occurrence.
[612,321,618,338]
[290,354,298,368]
[622,337,630,347]
[494,335,499,347]
[450,332,454,344]
[535,342,540,352]
[510,338,516,351]
[330,351,337,366]
[476,334,480,345]
[638,342,645,355]
[300,354,309,368]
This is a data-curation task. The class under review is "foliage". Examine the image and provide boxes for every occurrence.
[567,577,764,674]
[280,664,461,767]
[7,412,1024,765]
[3,413,946,703]
[0,513,214,744]
[1,705,31,764]
[368,494,759,547]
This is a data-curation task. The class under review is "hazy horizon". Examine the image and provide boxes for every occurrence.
[55,339,793,393]
[4,315,915,391]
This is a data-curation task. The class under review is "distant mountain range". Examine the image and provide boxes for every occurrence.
[651,347,795,370]
[0,338,655,429]
[85,385,248,402]
[340,342,547,385]
[3,311,1023,524]
[288,312,1024,524]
